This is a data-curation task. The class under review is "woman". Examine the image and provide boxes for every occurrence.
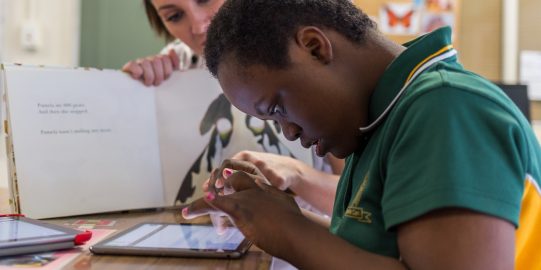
[122,0,222,86]
[123,0,344,215]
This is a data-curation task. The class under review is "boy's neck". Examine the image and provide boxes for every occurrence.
[345,29,406,102]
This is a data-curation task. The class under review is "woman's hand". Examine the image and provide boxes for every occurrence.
[122,49,180,86]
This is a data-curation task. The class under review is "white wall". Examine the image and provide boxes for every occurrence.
[0,0,81,189]
[1,0,80,67]
[0,0,6,61]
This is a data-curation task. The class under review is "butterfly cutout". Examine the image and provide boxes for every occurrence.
[384,5,415,28]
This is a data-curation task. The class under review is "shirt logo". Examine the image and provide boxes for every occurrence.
[345,172,373,224]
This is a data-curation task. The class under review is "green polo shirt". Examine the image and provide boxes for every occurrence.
[330,27,541,258]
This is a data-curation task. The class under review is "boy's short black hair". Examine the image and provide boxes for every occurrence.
[205,0,375,77]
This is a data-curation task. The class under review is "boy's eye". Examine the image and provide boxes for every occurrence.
[197,0,211,4]
[166,11,184,22]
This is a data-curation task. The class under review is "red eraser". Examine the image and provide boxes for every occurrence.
[0,214,25,217]
[74,230,93,245]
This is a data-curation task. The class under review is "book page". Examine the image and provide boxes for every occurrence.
[3,65,164,218]
[155,70,313,205]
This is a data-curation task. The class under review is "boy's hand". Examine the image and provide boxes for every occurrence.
[197,159,269,234]
[203,158,269,195]
[184,170,305,257]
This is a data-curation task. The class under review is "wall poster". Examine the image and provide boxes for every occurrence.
[355,0,460,45]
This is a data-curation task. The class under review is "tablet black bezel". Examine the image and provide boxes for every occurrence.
[90,222,252,259]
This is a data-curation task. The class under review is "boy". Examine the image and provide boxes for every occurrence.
[184,0,541,269]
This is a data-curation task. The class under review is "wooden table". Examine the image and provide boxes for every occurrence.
[0,188,272,270]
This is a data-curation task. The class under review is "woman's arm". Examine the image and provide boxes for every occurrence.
[231,151,339,215]
[301,208,331,228]
[326,153,345,174]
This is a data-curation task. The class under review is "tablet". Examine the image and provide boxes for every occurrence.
[0,216,88,257]
[90,223,252,258]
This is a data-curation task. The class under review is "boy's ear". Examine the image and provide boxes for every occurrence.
[295,26,333,65]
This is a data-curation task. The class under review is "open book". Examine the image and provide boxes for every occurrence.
[0,64,313,219]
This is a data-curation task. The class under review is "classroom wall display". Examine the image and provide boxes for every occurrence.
[355,0,460,45]
[520,51,541,100]
[379,2,421,35]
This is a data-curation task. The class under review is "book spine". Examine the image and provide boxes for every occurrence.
[1,65,21,214]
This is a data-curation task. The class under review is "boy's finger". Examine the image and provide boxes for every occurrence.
[181,197,218,219]
[220,159,261,176]
[203,191,238,220]
[226,172,262,192]
[202,179,210,192]
[207,169,222,194]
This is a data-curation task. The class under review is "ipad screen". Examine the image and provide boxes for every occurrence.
[0,219,66,242]
[103,224,245,251]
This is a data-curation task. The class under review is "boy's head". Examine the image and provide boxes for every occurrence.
[205,0,388,158]
[205,0,374,76]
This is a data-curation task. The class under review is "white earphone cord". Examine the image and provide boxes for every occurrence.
[358,49,458,134]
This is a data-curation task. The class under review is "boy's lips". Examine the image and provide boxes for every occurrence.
[314,140,324,157]
[301,138,318,148]
[301,138,325,156]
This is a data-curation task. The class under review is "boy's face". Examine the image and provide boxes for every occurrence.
[217,52,366,159]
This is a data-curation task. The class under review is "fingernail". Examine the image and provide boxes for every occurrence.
[215,179,224,188]
[181,207,189,218]
[205,192,215,201]
[223,168,233,178]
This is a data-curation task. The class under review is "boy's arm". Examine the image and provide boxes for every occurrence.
[190,173,515,270]
[284,208,514,270]
[396,208,515,270]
